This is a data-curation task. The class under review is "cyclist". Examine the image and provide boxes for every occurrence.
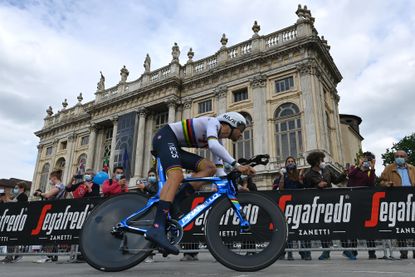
[145,112,256,255]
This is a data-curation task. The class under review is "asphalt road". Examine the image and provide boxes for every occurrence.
[1,252,415,277]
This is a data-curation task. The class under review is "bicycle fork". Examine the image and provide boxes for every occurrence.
[228,195,251,232]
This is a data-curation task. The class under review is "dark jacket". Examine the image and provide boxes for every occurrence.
[304,167,346,188]
[347,167,375,187]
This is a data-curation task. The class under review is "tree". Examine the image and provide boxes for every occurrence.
[381,133,415,166]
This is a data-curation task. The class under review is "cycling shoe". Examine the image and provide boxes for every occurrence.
[144,226,179,255]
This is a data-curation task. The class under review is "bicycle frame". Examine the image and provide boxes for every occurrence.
[117,158,250,235]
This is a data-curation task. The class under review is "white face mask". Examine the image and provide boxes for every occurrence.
[320,162,326,169]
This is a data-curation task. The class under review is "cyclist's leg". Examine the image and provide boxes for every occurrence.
[146,126,183,254]
[181,151,216,190]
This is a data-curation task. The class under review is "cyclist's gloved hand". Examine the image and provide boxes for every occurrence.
[236,165,256,175]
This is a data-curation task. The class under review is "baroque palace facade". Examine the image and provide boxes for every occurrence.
[31,5,363,193]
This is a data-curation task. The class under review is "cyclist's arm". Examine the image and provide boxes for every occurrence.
[212,153,226,176]
[206,118,236,165]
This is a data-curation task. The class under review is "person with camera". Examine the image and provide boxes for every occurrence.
[102,166,128,197]
[304,151,347,260]
[33,170,66,200]
[379,150,415,259]
[66,169,100,198]
[136,168,159,196]
[342,151,377,260]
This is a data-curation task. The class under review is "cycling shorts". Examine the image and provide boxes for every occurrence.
[152,125,204,174]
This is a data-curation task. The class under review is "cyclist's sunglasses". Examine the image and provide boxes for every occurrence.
[236,123,246,133]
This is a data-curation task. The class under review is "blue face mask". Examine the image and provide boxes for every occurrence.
[148,176,157,183]
[115,174,123,181]
[395,157,405,166]
[362,161,371,168]
[286,164,297,170]
[13,188,19,195]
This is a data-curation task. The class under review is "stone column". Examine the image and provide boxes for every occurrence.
[30,144,43,195]
[63,133,76,184]
[134,108,148,177]
[167,99,177,123]
[297,61,319,151]
[182,98,192,119]
[86,123,98,170]
[250,74,269,155]
[214,85,228,114]
[109,116,119,171]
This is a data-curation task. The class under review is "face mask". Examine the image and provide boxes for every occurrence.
[240,174,248,180]
[148,176,157,183]
[320,162,326,169]
[395,157,405,166]
[13,188,19,195]
[49,180,54,185]
[115,174,123,181]
[84,175,92,182]
[286,164,297,170]
[362,161,371,168]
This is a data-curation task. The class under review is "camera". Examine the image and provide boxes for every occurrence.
[73,174,84,179]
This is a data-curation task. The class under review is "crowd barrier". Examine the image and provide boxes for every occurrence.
[1,188,415,257]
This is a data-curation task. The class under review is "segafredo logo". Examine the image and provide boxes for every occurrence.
[0,208,28,232]
[279,194,352,230]
[31,204,92,236]
[365,193,415,228]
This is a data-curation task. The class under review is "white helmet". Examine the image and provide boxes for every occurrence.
[217,112,247,130]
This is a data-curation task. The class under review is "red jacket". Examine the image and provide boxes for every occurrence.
[102,179,128,197]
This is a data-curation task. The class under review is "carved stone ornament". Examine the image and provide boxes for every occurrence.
[250,74,267,88]
[214,85,228,98]
[220,34,228,48]
[166,98,178,108]
[182,98,192,109]
[77,92,83,103]
[97,71,105,91]
[137,107,148,117]
[171,42,180,62]
[62,99,68,109]
[296,60,318,76]
[120,65,129,83]
[46,106,53,116]
[144,54,151,73]
[252,21,261,37]
[187,48,194,62]
[89,123,98,132]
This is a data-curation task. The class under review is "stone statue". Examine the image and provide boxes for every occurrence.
[46,106,53,116]
[171,42,180,62]
[97,71,105,91]
[144,54,151,73]
[120,65,129,83]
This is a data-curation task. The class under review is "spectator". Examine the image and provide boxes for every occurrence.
[33,170,65,264]
[1,182,29,264]
[33,170,66,200]
[272,172,282,190]
[278,157,311,261]
[136,168,159,196]
[66,169,100,198]
[102,166,128,197]
[303,151,347,260]
[379,150,415,259]
[342,151,377,260]
[238,175,257,192]
[0,187,8,203]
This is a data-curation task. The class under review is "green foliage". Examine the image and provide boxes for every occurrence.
[353,148,364,166]
[381,133,415,166]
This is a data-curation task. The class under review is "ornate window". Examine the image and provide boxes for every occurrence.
[233,112,253,160]
[154,111,168,132]
[275,76,294,93]
[39,163,50,192]
[55,157,66,170]
[274,103,303,161]
[77,154,87,175]
[198,99,212,114]
[80,136,89,146]
[233,88,248,102]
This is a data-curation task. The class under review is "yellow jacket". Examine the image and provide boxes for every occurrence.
[379,163,415,187]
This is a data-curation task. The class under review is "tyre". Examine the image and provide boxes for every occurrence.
[80,193,156,272]
[205,193,287,271]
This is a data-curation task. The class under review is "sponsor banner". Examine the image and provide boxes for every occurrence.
[180,188,415,242]
[0,198,104,246]
[1,188,415,246]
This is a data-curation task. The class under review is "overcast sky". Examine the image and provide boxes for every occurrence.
[0,0,414,181]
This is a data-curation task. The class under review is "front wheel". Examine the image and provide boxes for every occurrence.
[80,193,156,272]
[205,193,287,272]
